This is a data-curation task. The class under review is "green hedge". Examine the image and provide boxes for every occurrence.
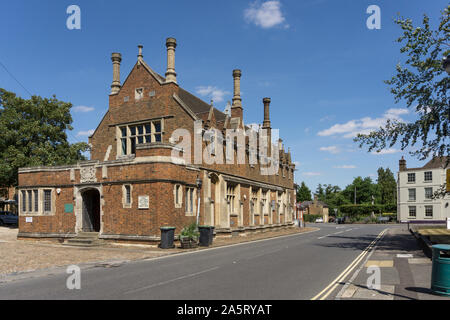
[304,214,323,223]
[339,204,396,216]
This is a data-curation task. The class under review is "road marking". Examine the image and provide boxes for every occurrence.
[124,266,220,294]
[311,228,387,300]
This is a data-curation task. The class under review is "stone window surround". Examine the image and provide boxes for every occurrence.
[117,119,164,156]
[19,188,56,216]
[122,184,133,209]
[185,187,197,216]
[174,184,183,208]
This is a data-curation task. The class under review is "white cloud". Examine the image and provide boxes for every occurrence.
[371,148,400,155]
[302,172,322,176]
[244,1,287,29]
[333,165,357,169]
[318,108,409,138]
[77,129,95,137]
[196,86,230,103]
[73,105,94,113]
[319,146,340,154]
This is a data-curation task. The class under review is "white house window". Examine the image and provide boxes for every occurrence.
[118,120,163,155]
[407,173,415,183]
[425,187,433,200]
[227,185,236,215]
[408,206,416,217]
[425,205,433,217]
[185,187,195,215]
[43,190,52,213]
[424,171,432,182]
[135,88,144,100]
[408,188,416,201]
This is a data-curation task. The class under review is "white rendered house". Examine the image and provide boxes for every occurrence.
[397,157,450,222]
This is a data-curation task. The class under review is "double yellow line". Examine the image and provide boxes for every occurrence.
[311,228,387,300]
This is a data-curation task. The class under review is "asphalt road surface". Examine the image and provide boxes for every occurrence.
[0,224,392,300]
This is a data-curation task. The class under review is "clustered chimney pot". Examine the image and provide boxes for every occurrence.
[110,52,122,95]
[165,37,177,83]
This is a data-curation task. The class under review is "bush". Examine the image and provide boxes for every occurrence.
[304,214,323,223]
[180,222,199,240]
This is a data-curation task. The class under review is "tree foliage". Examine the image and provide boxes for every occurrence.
[355,5,450,161]
[296,181,312,202]
[0,89,90,186]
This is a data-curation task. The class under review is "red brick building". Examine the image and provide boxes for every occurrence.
[17,38,296,243]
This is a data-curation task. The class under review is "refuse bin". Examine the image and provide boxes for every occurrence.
[431,244,450,296]
[209,226,215,245]
[198,226,213,247]
[159,227,176,249]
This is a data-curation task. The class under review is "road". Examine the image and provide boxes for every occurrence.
[0,224,392,300]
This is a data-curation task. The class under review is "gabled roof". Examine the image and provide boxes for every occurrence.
[403,156,449,171]
[177,88,227,123]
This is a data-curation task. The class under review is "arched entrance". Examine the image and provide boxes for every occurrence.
[81,189,100,232]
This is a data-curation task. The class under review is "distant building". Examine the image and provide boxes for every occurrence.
[397,156,450,222]
[299,195,329,222]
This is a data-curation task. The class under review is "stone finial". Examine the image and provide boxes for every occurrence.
[110,52,122,95]
[165,37,177,83]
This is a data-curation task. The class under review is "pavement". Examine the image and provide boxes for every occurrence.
[333,225,450,300]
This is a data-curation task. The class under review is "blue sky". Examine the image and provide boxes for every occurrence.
[1,0,448,192]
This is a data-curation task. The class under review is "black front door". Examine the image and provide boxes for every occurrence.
[82,189,100,232]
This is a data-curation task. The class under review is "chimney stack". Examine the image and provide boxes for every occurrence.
[232,69,242,109]
[110,52,122,95]
[165,37,177,83]
[399,156,407,171]
[262,97,271,129]
[231,69,243,121]
[137,44,143,62]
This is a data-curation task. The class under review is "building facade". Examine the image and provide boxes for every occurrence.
[397,156,450,222]
[17,38,296,243]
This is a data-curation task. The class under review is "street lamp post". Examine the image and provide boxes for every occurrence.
[196,177,203,227]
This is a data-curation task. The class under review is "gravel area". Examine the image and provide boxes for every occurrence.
[0,226,317,276]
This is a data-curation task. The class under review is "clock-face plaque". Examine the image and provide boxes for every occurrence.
[138,195,149,209]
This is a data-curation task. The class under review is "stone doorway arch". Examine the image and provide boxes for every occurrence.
[75,186,103,233]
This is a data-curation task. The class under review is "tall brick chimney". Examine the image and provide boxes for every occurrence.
[262,97,271,129]
[110,52,122,95]
[165,37,177,84]
[137,44,143,62]
[399,156,407,171]
[231,69,243,121]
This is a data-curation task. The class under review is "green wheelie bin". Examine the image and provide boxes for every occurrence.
[431,244,450,296]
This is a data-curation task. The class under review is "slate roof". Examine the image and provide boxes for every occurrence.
[299,200,328,209]
[404,156,449,171]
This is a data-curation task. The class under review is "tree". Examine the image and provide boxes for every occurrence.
[296,182,312,202]
[376,167,397,205]
[0,89,90,186]
[342,176,377,205]
[355,6,449,161]
[315,183,325,201]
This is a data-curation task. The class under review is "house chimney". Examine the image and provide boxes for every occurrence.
[231,69,243,121]
[110,52,122,95]
[399,156,407,171]
[165,37,177,83]
[137,44,143,62]
[262,97,271,129]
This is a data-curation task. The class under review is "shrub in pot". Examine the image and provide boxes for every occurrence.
[180,222,199,249]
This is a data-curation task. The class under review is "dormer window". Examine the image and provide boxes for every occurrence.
[135,88,144,100]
